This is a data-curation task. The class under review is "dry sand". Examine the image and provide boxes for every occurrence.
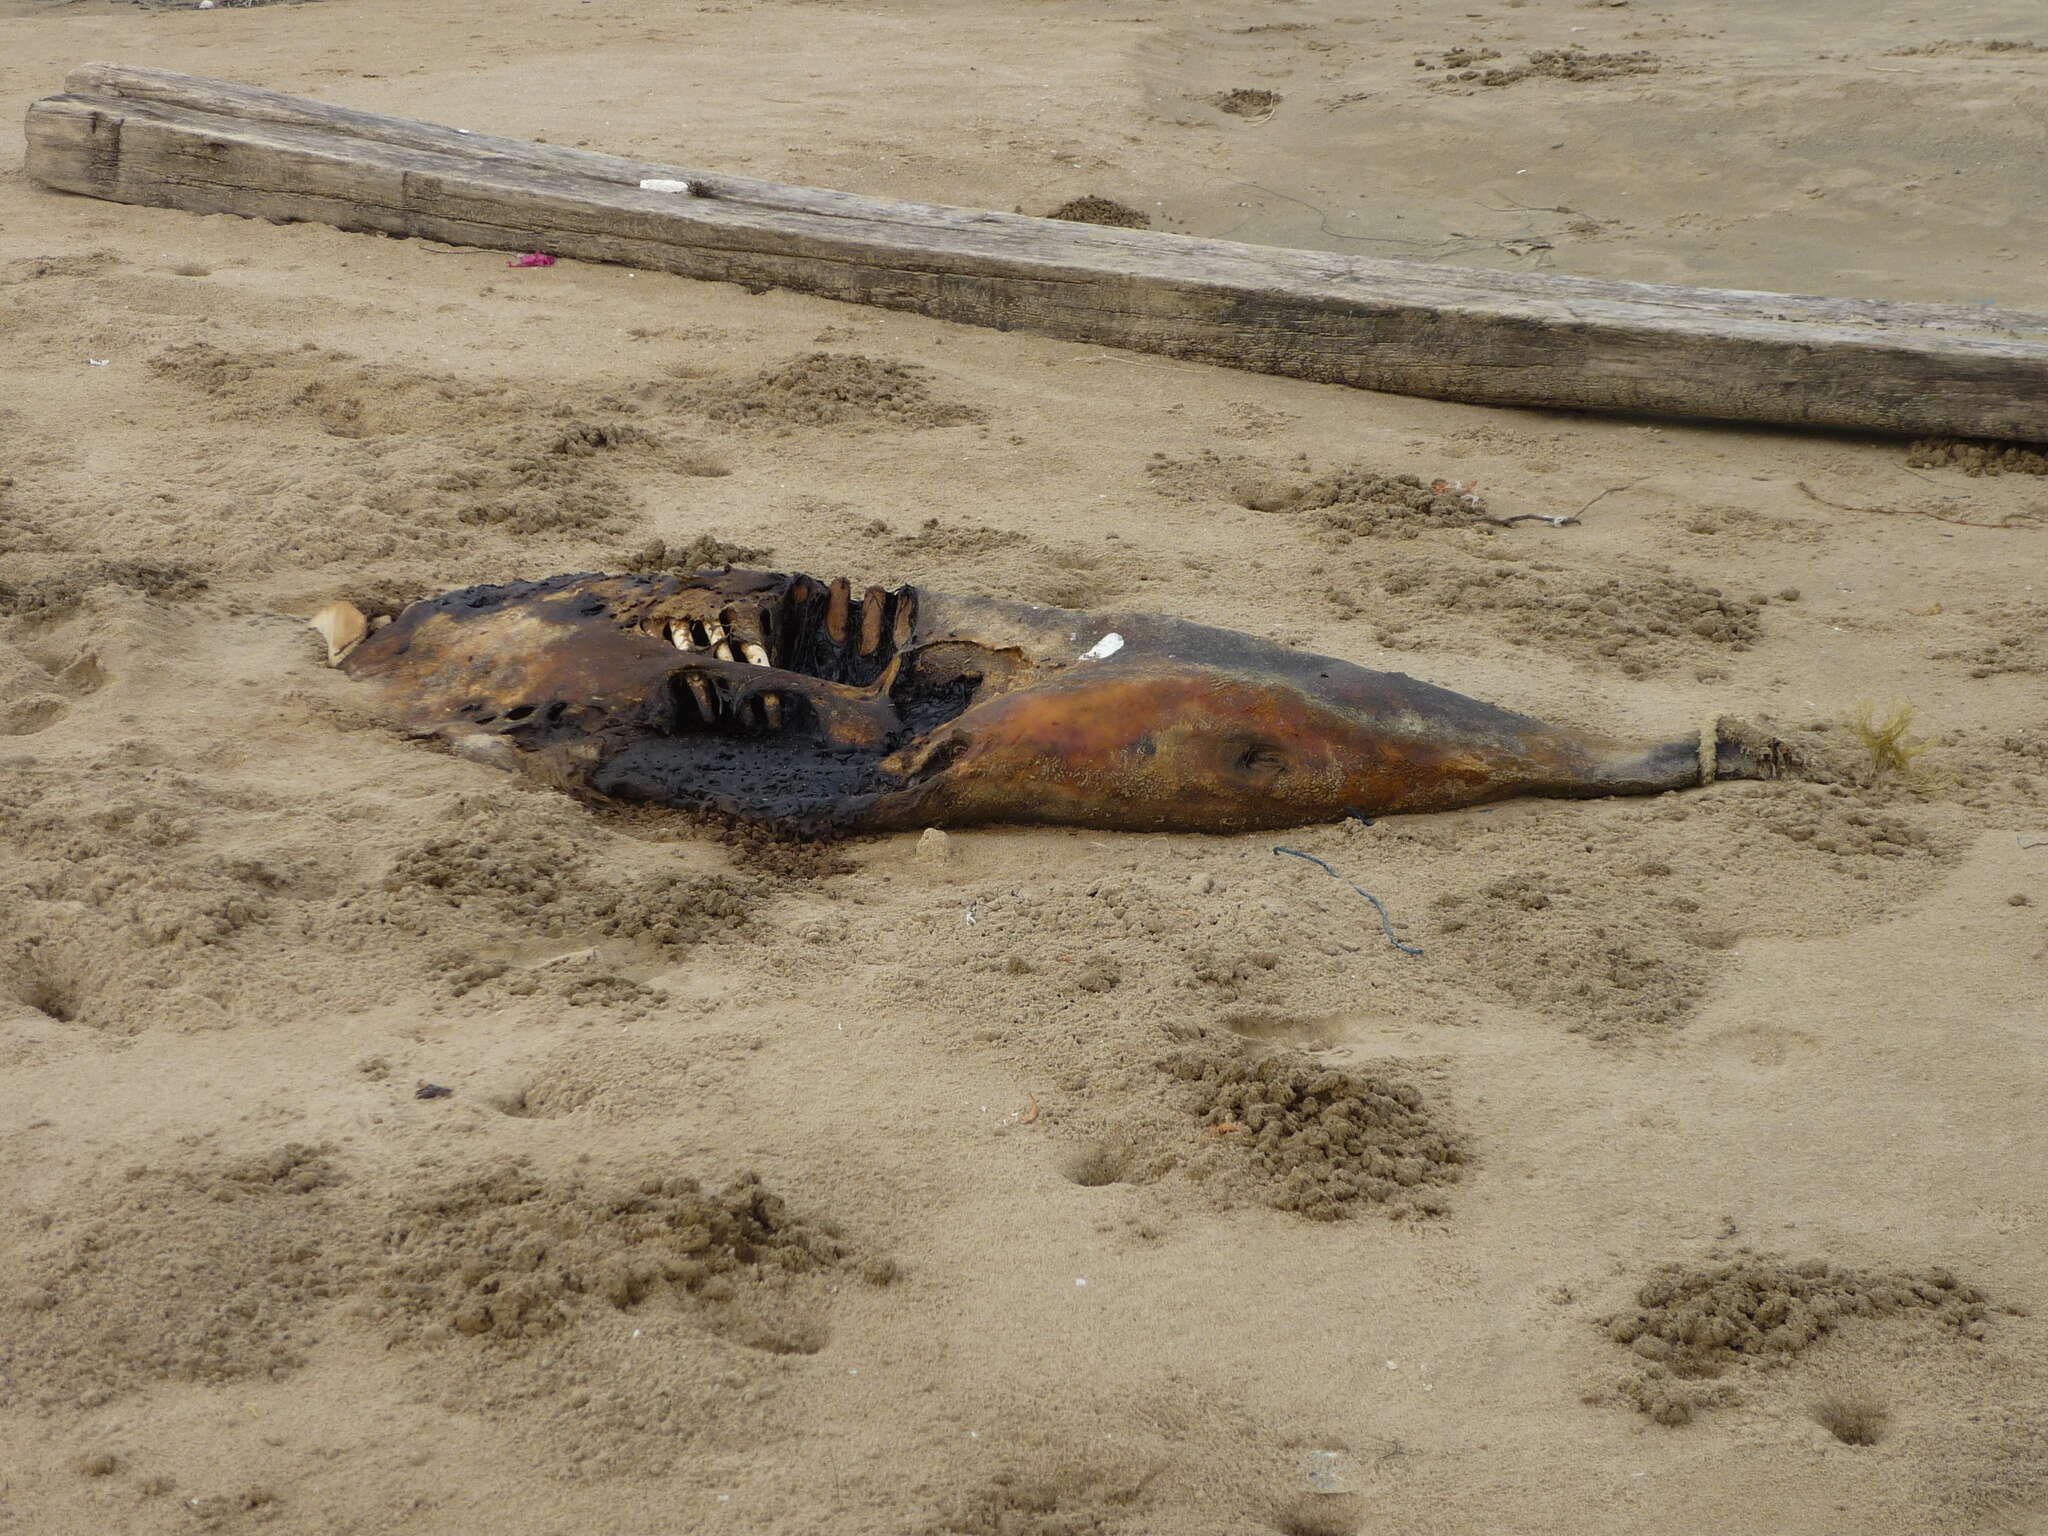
[2,0,2046,1531]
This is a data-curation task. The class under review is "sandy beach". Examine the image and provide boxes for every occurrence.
[2,1,2045,1531]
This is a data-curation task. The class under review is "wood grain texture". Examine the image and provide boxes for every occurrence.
[26,65,2048,438]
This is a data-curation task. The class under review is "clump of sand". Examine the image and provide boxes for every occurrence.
[378,803,760,954]
[142,341,671,555]
[696,352,983,430]
[1421,47,1661,86]
[1367,551,1761,675]
[620,532,773,574]
[926,1456,1157,1535]
[377,1163,864,1351]
[1151,453,1500,539]
[1905,437,2048,476]
[1213,88,1282,117]
[1150,452,1499,538]
[1604,1255,1993,1425]
[7,1144,881,1411]
[1433,870,1709,1041]
[6,1145,355,1408]
[1044,195,1152,229]
[1884,38,2048,56]
[1935,602,2047,678]
[1165,1049,1468,1219]
[0,558,207,618]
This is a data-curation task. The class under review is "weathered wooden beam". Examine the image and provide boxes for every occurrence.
[25,65,2048,439]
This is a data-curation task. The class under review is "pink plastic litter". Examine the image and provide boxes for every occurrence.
[507,252,557,268]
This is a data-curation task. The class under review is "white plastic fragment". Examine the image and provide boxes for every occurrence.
[1300,1450,1363,1494]
[639,178,695,194]
[1079,632,1124,661]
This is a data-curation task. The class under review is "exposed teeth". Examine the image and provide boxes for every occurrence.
[825,577,851,645]
[705,620,734,661]
[761,693,783,729]
[742,642,771,667]
[684,674,718,720]
[859,586,887,656]
[667,621,695,651]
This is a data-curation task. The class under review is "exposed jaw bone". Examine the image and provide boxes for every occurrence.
[652,614,780,724]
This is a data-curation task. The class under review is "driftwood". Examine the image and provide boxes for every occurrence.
[25,64,2048,439]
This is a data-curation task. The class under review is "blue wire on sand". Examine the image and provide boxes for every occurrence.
[1272,846,1424,956]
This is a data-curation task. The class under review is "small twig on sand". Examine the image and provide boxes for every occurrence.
[1272,846,1424,956]
[1559,477,1647,521]
[1476,195,1580,216]
[1489,512,1580,528]
[1794,480,2036,530]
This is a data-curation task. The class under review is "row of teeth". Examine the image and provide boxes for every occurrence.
[665,619,781,727]
[664,618,772,669]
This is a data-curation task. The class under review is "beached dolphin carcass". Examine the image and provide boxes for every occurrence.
[313,569,1786,832]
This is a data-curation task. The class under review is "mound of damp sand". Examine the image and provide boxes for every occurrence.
[1905,437,2048,477]
[142,342,679,555]
[1431,870,1709,1041]
[6,1145,353,1409]
[375,1163,865,1351]
[378,809,760,954]
[1213,88,1282,117]
[1604,1256,1993,1425]
[1044,196,1152,229]
[1149,453,1501,539]
[925,1457,1157,1536]
[1450,49,1662,86]
[1936,602,2047,679]
[1884,38,2048,56]
[7,1148,881,1413]
[1367,550,1761,676]
[621,533,773,574]
[0,559,207,619]
[1165,1049,1468,1220]
[697,352,982,431]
